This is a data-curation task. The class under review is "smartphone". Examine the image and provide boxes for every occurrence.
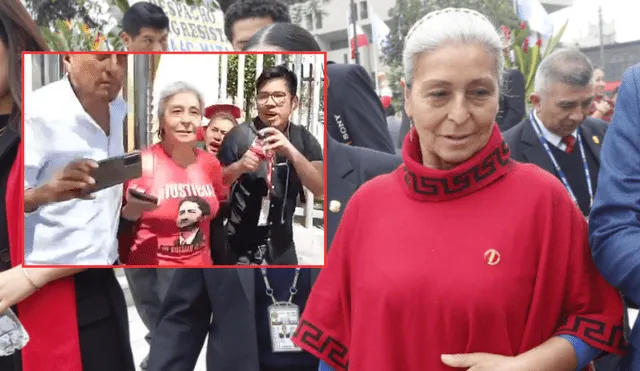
[90,152,142,193]
[128,188,158,204]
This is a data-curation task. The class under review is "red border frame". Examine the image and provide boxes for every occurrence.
[21,50,328,269]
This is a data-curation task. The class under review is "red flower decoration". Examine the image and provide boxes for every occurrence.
[523,37,529,53]
[536,38,542,47]
[520,21,526,30]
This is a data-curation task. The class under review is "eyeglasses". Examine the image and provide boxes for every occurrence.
[257,92,287,106]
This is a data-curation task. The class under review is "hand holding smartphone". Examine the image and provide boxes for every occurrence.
[121,187,159,221]
[128,188,158,204]
[90,152,143,192]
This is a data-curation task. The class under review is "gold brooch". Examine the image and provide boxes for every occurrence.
[484,249,501,266]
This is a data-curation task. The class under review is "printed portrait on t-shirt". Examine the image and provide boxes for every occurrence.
[174,195,211,247]
[155,183,218,258]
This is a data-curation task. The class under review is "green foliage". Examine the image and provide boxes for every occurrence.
[39,19,114,51]
[381,0,519,112]
[26,0,98,28]
[502,21,568,102]
[225,54,277,118]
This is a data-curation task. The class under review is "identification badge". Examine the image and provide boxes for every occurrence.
[268,303,302,352]
[258,197,270,226]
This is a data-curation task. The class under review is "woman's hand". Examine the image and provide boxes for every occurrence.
[121,186,159,221]
[594,100,611,114]
[0,266,39,313]
[441,353,525,371]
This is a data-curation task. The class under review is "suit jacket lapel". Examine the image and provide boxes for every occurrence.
[327,139,359,248]
[521,118,557,176]
[236,269,255,311]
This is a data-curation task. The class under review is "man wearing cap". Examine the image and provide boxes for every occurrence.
[197,102,243,265]
[196,102,242,155]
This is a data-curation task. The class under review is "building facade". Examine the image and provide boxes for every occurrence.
[289,0,574,80]
[581,40,640,84]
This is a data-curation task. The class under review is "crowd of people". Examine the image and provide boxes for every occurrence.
[0,0,638,370]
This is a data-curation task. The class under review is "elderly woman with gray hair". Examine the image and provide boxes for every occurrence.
[117,81,226,266]
[293,8,625,371]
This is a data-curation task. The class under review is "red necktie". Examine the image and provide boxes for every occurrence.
[562,136,575,153]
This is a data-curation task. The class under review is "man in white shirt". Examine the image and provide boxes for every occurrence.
[24,53,128,265]
[22,53,136,371]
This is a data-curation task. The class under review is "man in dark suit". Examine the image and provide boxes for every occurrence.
[326,136,401,246]
[503,49,606,218]
[147,138,400,371]
[326,62,395,154]
[503,49,628,371]
[497,68,526,132]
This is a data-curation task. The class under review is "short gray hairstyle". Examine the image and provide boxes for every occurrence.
[403,8,504,89]
[156,81,205,122]
[533,48,594,94]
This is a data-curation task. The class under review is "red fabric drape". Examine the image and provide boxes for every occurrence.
[9,141,82,371]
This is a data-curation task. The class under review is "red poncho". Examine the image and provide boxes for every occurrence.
[293,125,626,370]
[119,144,225,265]
[9,141,83,371]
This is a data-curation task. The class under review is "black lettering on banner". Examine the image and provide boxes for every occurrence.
[215,28,225,42]
[189,5,200,21]
[404,141,510,196]
[166,1,177,17]
[188,23,199,39]
[170,20,181,36]
[180,22,192,38]
[180,3,193,20]
[208,27,219,42]
[198,7,212,23]
[175,2,184,17]
[196,25,209,40]
[294,320,349,371]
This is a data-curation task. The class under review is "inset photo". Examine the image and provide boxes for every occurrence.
[23,51,326,268]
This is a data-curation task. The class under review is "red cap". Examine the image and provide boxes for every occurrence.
[204,104,241,120]
[380,96,392,109]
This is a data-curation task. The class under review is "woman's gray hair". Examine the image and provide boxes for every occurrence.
[156,81,205,121]
[403,8,504,90]
[533,48,594,96]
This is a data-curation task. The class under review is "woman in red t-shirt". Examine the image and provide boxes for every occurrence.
[118,81,226,266]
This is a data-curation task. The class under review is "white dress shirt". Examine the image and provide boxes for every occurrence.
[533,110,577,151]
[24,78,127,265]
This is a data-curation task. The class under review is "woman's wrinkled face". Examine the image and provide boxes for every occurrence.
[161,92,202,145]
[404,42,499,169]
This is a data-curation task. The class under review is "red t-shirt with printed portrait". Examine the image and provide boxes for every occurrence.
[122,143,225,266]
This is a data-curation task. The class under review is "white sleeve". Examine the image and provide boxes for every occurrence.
[24,115,48,189]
